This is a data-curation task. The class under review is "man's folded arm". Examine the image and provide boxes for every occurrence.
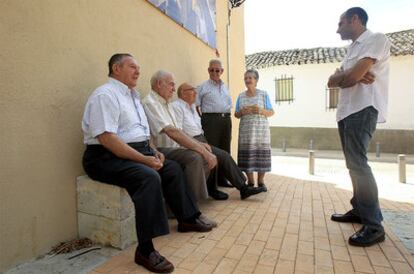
[328,57,376,88]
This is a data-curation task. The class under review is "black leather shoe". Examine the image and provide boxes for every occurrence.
[135,249,174,273]
[258,183,267,192]
[348,225,385,247]
[209,189,229,200]
[178,218,213,233]
[240,185,264,200]
[331,210,362,223]
[218,179,234,188]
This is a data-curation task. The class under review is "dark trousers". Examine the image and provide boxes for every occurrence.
[338,106,383,229]
[194,134,246,191]
[201,113,232,154]
[82,141,200,244]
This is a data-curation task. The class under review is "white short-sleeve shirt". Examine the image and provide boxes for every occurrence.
[142,90,181,148]
[82,78,150,144]
[337,29,391,123]
[171,98,204,137]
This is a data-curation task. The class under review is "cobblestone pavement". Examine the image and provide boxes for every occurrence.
[89,155,414,274]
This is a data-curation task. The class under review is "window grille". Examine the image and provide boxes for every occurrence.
[274,75,294,103]
[326,87,340,110]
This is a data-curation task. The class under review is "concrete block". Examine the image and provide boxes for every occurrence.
[76,176,137,249]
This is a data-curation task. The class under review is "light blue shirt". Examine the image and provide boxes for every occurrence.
[196,79,232,113]
[82,78,150,145]
[235,89,273,112]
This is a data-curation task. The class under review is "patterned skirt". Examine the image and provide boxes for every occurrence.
[238,142,271,172]
[237,111,272,172]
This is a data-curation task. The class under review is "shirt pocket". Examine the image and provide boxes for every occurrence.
[343,44,364,69]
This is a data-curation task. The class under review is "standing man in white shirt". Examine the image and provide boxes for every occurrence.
[327,7,391,247]
[82,54,214,273]
[197,59,233,187]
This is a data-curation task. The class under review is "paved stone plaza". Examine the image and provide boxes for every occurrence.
[5,154,413,274]
[88,155,414,274]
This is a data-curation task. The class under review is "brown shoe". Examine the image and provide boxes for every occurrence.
[135,250,174,273]
[177,218,213,232]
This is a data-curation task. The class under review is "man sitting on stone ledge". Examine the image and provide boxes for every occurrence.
[142,72,264,201]
[172,82,265,200]
[81,53,215,273]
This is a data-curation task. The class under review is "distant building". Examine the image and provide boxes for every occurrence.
[246,29,414,154]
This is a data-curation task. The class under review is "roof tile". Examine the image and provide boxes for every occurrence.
[246,29,414,69]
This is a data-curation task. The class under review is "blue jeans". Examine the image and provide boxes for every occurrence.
[338,106,383,229]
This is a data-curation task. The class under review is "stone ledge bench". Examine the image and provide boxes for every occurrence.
[77,175,137,249]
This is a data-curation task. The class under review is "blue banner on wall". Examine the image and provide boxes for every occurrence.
[147,0,217,48]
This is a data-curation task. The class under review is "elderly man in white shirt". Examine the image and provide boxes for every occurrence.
[143,71,264,201]
[327,7,390,247]
[82,54,214,273]
[142,70,216,202]
[172,82,264,200]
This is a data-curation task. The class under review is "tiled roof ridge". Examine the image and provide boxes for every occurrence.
[246,29,414,69]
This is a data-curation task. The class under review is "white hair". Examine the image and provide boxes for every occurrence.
[209,59,222,68]
[150,70,172,89]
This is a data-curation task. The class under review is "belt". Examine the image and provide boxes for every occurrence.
[128,140,150,148]
[203,113,231,117]
[86,140,150,149]
[85,140,153,157]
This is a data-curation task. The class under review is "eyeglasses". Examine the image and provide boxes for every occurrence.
[208,68,222,73]
[182,88,196,92]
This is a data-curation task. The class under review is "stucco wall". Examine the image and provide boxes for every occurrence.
[0,0,245,271]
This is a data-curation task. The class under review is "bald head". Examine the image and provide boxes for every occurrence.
[177,82,197,105]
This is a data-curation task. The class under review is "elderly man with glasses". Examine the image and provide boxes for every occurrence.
[196,59,233,188]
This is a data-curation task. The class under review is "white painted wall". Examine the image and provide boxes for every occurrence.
[387,55,414,130]
[254,55,414,130]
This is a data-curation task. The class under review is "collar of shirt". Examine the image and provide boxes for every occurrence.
[150,89,178,128]
[108,77,130,95]
[108,77,143,98]
[150,89,169,104]
[351,29,372,46]
[208,79,223,87]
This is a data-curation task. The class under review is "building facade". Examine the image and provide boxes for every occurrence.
[0,0,246,271]
[246,30,414,154]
